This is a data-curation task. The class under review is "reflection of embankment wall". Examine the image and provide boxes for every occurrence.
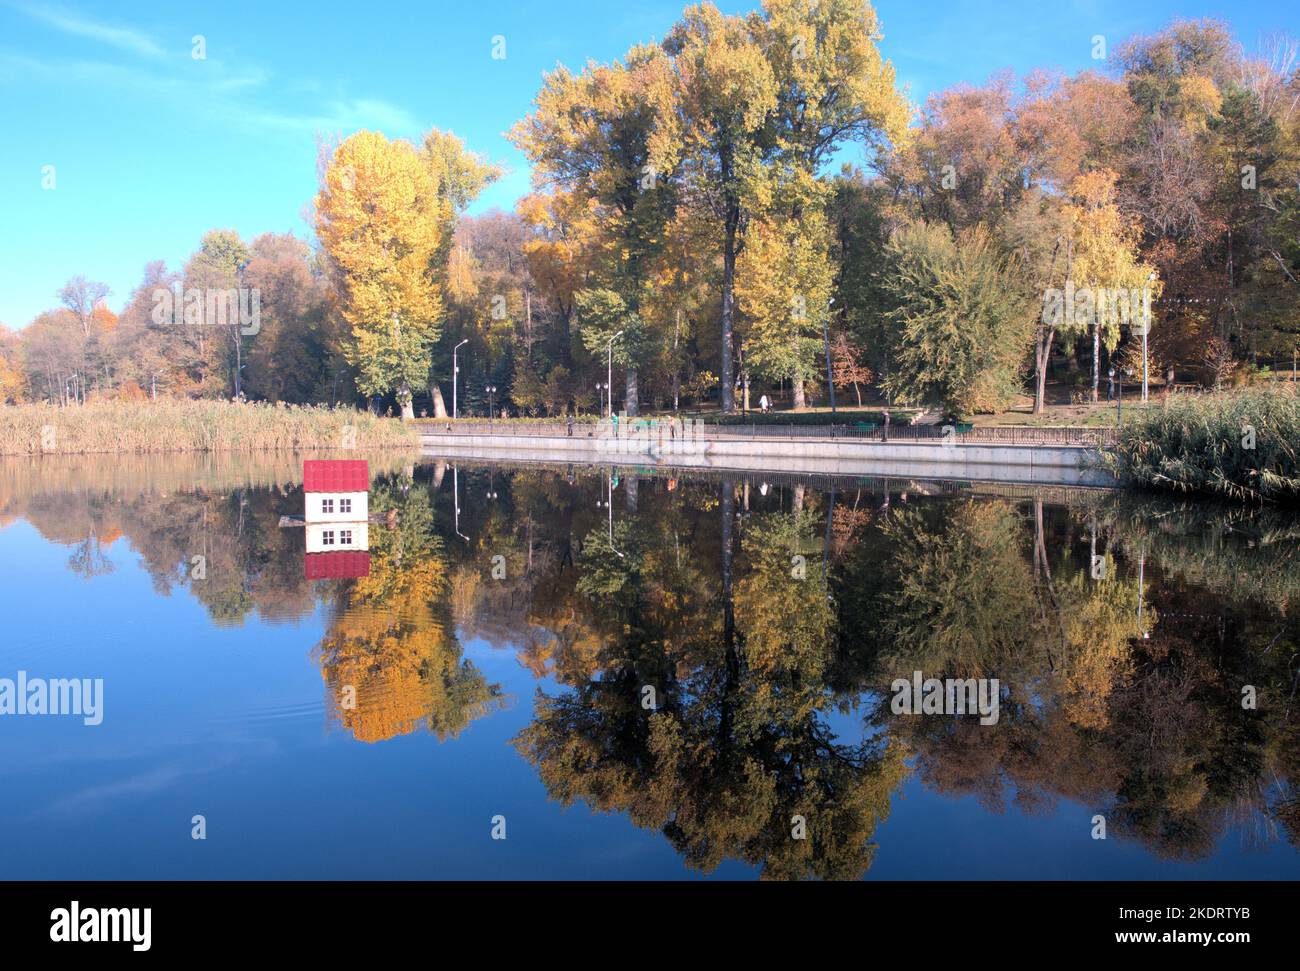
[420,433,1116,488]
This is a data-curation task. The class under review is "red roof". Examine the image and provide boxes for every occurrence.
[303,460,369,493]
[304,551,371,579]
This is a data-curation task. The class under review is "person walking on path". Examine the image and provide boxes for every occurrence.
[759,394,770,414]
[566,414,574,437]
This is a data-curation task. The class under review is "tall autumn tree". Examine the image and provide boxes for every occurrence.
[1061,170,1161,401]
[55,276,111,402]
[667,4,775,413]
[736,203,834,406]
[423,129,501,417]
[315,131,443,419]
[744,0,909,407]
[511,43,681,416]
[184,229,251,398]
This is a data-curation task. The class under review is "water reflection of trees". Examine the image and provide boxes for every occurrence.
[453,470,1298,876]
[514,477,905,880]
[837,492,1299,862]
[315,481,504,744]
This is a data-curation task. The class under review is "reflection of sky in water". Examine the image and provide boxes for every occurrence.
[0,516,752,879]
[1,462,1297,880]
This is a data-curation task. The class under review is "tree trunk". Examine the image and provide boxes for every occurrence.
[672,309,681,412]
[720,149,738,414]
[792,377,806,410]
[397,383,415,420]
[1091,321,1100,403]
[431,384,448,418]
[625,368,639,417]
[625,475,639,514]
[233,327,243,399]
[1034,324,1055,415]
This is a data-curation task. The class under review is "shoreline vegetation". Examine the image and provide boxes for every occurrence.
[1100,388,1299,504]
[3,389,1298,507]
[0,400,419,456]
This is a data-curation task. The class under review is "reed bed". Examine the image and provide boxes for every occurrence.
[1100,388,1299,503]
[0,400,420,456]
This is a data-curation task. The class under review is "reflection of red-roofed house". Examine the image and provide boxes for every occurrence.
[304,551,371,579]
[303,460,371,579]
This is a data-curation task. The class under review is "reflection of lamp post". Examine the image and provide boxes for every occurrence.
[453,466,468,542]
[606,331,624,419]
[1137,546,1149,639]
[595,470,625,558]
[607,470,624,558]
[452,339,469,419]
[485,384,497,420]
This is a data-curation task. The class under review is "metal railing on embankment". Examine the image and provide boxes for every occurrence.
[414,419,1116,448]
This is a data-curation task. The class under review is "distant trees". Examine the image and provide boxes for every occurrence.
[241,234,337,404]
[0,329,24,404]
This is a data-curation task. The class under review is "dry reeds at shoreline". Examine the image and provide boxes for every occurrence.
[0,400,419,456]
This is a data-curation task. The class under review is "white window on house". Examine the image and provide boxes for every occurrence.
[340,498,352,514]
[322,530,335,546]
[322,498,334,514]
[340,530,352,545]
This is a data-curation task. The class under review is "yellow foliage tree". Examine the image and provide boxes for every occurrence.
[315,131,443,418]
[1063,168,1161,401]
[736,204,835,407]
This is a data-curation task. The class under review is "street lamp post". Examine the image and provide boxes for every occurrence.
[606,330,624,419]
[452,339,469,419]
[486,385,497,420]
[596,382,607,418]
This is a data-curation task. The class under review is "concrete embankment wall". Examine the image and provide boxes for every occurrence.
[418,432,1117,488]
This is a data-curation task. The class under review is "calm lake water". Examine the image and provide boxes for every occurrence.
[1,452,1298,880]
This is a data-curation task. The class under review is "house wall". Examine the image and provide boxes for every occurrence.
[304,492,369,523]
[305,522,369,554]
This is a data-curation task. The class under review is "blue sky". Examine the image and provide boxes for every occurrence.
[1,0,1296,330]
